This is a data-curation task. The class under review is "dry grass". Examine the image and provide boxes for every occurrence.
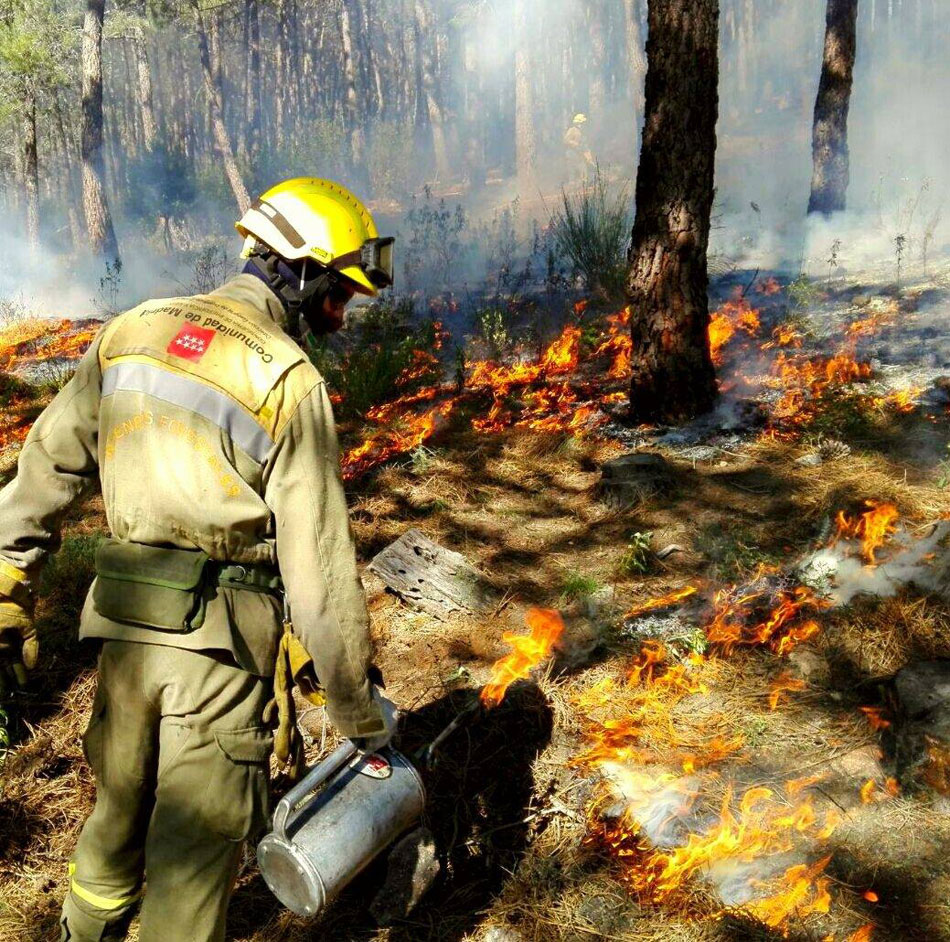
[2,398,950,940]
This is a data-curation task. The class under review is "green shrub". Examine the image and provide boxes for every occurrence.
[551,167,629,301]
[618,531,653,577]
[367,120,416,199]
[38,533,104,634]
[560,570,603,601]
[312,296,443,419]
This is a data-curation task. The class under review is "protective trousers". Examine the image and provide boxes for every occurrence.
[60,641,273,942]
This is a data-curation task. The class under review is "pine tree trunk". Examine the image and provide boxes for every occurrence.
[340,0,366,172]
[626,0,720,424]
[23,95,39,252]
[413,0,450,181]
[132,27,158,152]
[192,0,251,214]
[54,94,85,252]
[81,0,119,263]
[624,0,648,117]
[245,0,261,160]
[274,0,289,148]
[588,0,608,119]
[807,0,859,215]
[514,0,536,189]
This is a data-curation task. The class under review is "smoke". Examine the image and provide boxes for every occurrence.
[2,0,949,316]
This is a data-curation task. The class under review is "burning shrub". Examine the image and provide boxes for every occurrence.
[551,167,630,302]
[311,297,444,419]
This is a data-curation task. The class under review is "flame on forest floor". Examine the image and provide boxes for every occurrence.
[859,706,892,731]
[845,924,875,942]
[577,607,850,934]
[705,568,830,656]
[0,318,99,371]
[709,294,762,366]
[768,673,806,710]
[624,586,699,620]
[479,608,564,708]
[833,502,900,566]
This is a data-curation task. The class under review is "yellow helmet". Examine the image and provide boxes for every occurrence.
[236,177,394,296]
[572,113,588,126]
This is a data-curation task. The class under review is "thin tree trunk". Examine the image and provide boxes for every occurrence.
[340,0,366,172]
[132,27,158,152]
[514,0,536,189]
[588,0,608,118]
[23,95,39,251]
[412,0,450,180]
[81,0,119,263]
[54,94,84,252]
[624,0,648,116]
[274,0,288,147]
[192,0,251,214]
[626,0,720,423]
[807,0,859,215]
[245,0,261,159]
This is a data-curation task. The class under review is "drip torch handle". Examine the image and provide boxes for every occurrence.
[271,740,359,839]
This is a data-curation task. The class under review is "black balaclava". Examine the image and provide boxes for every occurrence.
[242,252,340,338]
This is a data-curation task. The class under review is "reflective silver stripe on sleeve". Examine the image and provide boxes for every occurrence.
[102,362,274,463]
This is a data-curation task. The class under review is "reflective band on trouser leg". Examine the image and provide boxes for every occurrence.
[68,862,143,912]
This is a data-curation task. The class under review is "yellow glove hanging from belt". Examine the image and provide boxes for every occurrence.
[0,561,37,694]
[268,616,326,780]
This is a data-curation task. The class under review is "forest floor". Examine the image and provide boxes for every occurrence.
[2,264,950,941]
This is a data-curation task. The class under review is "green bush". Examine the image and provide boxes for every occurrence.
[311,296,443,419]
[560,570,603,601]
[551,167,629,301]
[367,120,416,199]
[38,533,104,634]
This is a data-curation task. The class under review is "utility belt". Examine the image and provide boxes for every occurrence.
[92,538,282,632]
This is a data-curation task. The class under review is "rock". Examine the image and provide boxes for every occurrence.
[598,452,673,507]
[895,661,950,794]
[370,826,441,925]
[480,929,523,942]
[787,648,830,686]
[794,452,823,468]
[896,661,950,718]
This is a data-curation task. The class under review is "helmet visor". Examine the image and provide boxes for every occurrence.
[332,236,395,290]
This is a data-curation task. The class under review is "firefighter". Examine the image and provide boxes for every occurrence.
[563,112,595,180]
[0,178,398,941]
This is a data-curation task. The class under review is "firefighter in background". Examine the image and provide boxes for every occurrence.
[0,178,398,941]
[563,112,595,180]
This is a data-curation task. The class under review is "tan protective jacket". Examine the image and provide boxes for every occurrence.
[0,274,382,738]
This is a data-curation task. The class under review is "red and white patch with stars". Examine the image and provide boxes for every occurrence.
[166,325,216,361]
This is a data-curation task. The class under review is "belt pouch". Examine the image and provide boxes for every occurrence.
[92,539,211,631]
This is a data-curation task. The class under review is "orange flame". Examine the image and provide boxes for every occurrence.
[706,569,829,656]
[624,586,698,620]
[863,890,879,903]
[847,924,874,942]
[479,608,564,708]
[768,673,806,710]
[709,295,762,366]
[834,502,900,565]
[859,706,892,731]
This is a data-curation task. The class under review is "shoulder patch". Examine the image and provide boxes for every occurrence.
[100,295,305,412]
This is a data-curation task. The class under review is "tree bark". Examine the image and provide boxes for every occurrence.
[192,0,251,214]
[624,0,648,118]
[587,0,608,118]
[807,0,859,215]
[514,0,536,189]
[132,26,158,152]
[412,0,450,181]
[54,93,85,252]
[626,0,720,424]
[245,0,261,160]
[23,95,39,252]
[340,0,366,170]
[81,0,120,263]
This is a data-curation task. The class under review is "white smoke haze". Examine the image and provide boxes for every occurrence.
[0,0,946,317]
[798,520,950,606]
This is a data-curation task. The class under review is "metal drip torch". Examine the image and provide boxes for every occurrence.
[257,700,481,918]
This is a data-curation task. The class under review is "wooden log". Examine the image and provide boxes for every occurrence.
[368,528,494,620]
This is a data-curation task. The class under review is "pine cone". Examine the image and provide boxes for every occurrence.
[818,438,851,461]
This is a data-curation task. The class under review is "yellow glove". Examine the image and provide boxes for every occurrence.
[267,622,326,780]
[0,599,37,693]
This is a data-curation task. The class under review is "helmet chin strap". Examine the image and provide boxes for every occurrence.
[243,252,336,338]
